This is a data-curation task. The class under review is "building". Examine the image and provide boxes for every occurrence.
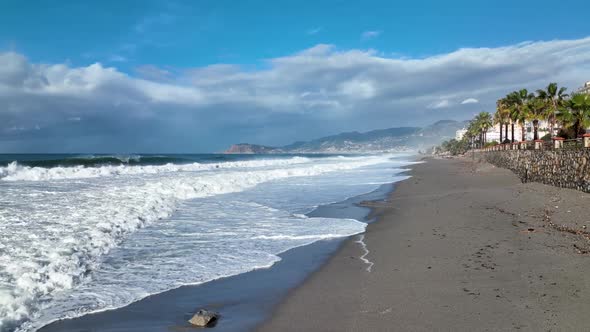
[455,129,467,140]
[455,120,551,143]
[487,124,525,143]
[578,81,590,94]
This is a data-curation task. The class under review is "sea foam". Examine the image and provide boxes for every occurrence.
[0,157,311,182]
[0,154,412,332]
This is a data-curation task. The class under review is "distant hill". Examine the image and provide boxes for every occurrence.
[224,143,281,154]
[224,120,468,154]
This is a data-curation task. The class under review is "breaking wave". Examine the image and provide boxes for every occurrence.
[0,154,400,331]
[0,157,312,182]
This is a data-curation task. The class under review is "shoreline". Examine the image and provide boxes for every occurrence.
[38,177,400,331]
[258,156,590,331]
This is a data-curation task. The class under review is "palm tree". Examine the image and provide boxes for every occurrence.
[525,95,547,140]
[495,98,511,143]
[466,120,480,148]
[475,112,493,146]
[505,90,530,142]
[560,94,590,137]
[493,106,503,143]
[537,83,568,137]
[509,103,519,142]
[465,124,478,149]
[516,105,528,142]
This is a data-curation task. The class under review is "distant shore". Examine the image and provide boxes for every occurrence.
[258,157,590,331]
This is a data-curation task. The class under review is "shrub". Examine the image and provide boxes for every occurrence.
[437,139,469,156]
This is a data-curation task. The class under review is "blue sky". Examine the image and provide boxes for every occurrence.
[1,0,590,152]
[3,0,588,70]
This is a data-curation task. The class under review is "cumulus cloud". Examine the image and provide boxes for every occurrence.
[134,64,173,81]
[461,98,479,104]
[1,37,590,152]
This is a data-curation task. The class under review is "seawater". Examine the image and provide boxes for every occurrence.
[0,153,414,332]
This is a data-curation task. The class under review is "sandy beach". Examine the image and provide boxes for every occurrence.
[259,157,590,331]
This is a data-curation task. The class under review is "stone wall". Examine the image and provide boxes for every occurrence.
[477,150,590,193]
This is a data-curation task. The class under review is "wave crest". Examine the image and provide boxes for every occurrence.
[0,157,312,181]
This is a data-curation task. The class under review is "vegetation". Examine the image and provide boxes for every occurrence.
[537,83,568,137]
[436,112,492,155]
[494,83,590,141]
[436,82,590,155]
[494,99,510,143]
[561,93,590,138]
[436,139,469,156]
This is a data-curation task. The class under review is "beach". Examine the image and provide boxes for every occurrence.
[259,156,590,331]
[1,153,412,332]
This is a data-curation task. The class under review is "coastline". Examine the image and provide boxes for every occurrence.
[258,156,590,331]
[37,175,400,331]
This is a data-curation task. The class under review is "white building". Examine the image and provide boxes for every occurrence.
[455,120,552,143]
[578,81,590,94]
[488,124,524,142]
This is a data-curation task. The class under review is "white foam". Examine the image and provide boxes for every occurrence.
[356,234,374,272]
[0,154,414,331]
[0,157,312,181]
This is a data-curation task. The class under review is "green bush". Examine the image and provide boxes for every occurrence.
[437,139,469,156]
[540,133,552,141]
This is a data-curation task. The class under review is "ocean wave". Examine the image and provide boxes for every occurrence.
[0,155,188,168]
[0,157,313,182]
[0,155,391,331]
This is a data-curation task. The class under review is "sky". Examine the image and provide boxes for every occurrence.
[1,0,590,153]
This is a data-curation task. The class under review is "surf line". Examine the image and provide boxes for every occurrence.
[355,234,374,272]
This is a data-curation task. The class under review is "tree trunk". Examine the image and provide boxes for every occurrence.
[521,124,526,142]
[550,101,556,138]
[533,120,539,140]
[499,124,503,143]
[504,124,508,143]
[511,123,515,143]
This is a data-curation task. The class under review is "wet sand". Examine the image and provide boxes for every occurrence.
[258,157,590,331]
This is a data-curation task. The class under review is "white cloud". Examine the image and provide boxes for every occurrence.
[361,30,381,40]
[1,37,590,151]
[428,99,451,109]
[135,65,173,81]
[461,98,479,104]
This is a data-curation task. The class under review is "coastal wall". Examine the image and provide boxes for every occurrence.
[477,150,590,192]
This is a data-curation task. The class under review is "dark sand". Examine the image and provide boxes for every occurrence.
[259,157,590,331]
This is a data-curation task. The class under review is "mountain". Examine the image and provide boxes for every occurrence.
[224,120,468,154]
[223,143,282,154]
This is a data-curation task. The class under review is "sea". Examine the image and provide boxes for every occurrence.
[0,153,415,332]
